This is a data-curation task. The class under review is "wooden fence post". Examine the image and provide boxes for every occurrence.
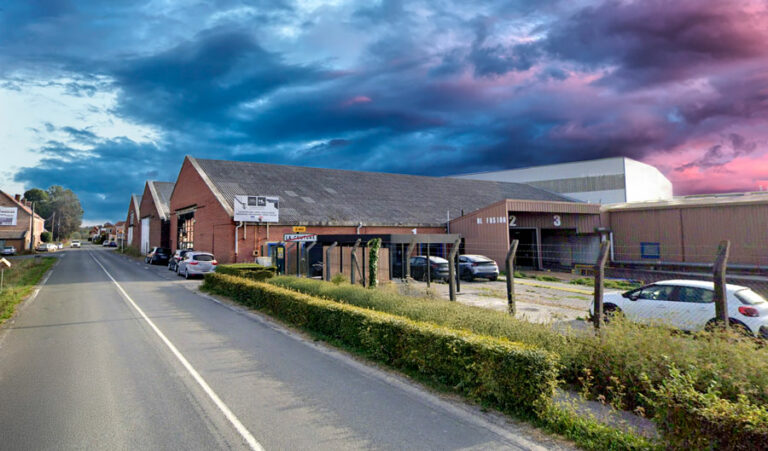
[448,238,461,301]
[506,240,519,315]
[713,240,731,328]
[592,240,611,330]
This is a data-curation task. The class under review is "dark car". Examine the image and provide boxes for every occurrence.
[168,248,194,272]
[145,247,171,265]
[409,256,450,282]
[108,241,118,247]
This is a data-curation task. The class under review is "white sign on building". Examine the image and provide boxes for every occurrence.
[234,195,279,223]
[283,233,317,242]
[0,207,18,226]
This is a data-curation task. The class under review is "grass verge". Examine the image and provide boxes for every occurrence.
[0,257,56,324]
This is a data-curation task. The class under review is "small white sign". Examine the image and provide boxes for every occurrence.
[284,233,317,242]
[234,195,279,223]
[0,258,11,268]
[0,207,18,226]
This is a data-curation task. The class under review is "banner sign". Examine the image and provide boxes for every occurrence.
[233,195,279,223]
[0,207,18,226]
[284,233,317,242]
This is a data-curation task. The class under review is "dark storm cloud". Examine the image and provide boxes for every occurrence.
[676,133,760,171]
[6,0,768,221]
[14,136,181,220]
[112,28,325,131]
[540,0,768,88]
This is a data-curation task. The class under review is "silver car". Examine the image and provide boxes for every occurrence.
[177,251,217,279]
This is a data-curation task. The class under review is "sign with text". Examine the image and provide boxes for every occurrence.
[0,207,18,226]
[233,195,279,222]
[292,226,306,233]
[283,233,317,242]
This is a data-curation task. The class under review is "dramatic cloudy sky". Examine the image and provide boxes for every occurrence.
[2,0,767,223]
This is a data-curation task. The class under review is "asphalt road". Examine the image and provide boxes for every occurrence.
[0,246,570,450]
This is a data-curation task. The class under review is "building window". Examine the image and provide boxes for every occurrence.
[177,211,195,249]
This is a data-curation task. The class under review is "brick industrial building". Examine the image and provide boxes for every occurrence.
[122,155,768,274]
[166,156,574,268]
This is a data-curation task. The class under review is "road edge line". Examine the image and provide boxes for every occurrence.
[89,252,264,451]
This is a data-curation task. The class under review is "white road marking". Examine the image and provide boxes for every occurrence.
[89,252,264,451]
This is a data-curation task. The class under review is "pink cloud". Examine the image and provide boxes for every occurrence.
[342,95,372,106]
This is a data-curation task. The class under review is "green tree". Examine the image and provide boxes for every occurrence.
[24,186,84,241]
[40,231,52,243]
[70,232,81,240]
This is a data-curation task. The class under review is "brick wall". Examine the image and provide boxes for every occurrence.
[139,183,169,250]
[0,193,45,250]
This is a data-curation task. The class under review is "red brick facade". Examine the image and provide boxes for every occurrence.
[169,157,445,264]
[139,182,170,252]
[125,195,141,249]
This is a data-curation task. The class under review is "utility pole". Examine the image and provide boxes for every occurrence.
[29,202,35,251]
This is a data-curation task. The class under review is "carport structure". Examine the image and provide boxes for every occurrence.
[450,199,603,270]
[302,233,461,281]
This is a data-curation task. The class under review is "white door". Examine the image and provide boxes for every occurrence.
[127,226,133,246]
[140,218,150,254]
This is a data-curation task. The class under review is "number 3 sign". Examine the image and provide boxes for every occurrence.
[553,215,562,227]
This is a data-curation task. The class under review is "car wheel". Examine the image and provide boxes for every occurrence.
[603,304,623,323]
[466,273,474,282]
[489,276,498,282]
[706,319,753,337]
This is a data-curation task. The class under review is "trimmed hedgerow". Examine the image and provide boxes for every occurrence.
[215,264,276,282]
[202,272,559,416]
[645,366,768,450]
[266,276,768,417]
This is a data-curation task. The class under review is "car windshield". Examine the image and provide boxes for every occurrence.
[429,257,449,264]
[468,256,492,262]
[735,289,767,305]
[194,254,214,261]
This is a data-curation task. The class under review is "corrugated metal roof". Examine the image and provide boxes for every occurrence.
[605,191,768,211]
[149,181,174,220]
[191,157,577,227]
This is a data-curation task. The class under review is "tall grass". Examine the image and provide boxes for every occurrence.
[0,257,56,323]
[268,276,768,415]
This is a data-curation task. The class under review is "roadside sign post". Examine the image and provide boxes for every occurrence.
[0,258,11,292]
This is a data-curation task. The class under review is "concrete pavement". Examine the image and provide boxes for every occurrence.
[0,247,572,450]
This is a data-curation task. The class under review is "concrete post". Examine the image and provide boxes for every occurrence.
[325,242,338,282]
[506,240,519,315]
[304,242,317,277]
[592,240,611,330]
[351,238,361,285]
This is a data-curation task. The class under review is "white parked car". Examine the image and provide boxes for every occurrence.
[177,251,217,279]
[458,254,499,281]
[1,245,15,256]
[591,279,768,338]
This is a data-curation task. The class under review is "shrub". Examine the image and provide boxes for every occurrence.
[330,273,346,285]
[40,231,52,243]
[646,366,768,450]
[267,276,768,417]
[215,264,275,282]
[202,272,559,416]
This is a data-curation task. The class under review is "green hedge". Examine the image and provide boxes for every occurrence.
[647,366,768,450]
[266,276,768,418]
[215,264,276,282]
[202,272,559,416]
